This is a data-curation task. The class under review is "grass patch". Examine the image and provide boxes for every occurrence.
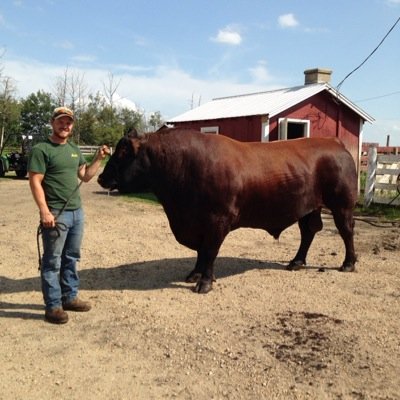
[123,192,160,205]
[355,202,400,220]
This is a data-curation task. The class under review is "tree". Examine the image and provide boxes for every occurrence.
[102,72,121,111]
[118,107,145,134]
[68,71,88,144]
[0,75,20,153]
[53,67,69,106]
[53,68,88,144]
[76,92,146,146]
[20,91,56,142]
[148,111,164,132]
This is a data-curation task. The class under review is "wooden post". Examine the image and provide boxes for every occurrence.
[364,146,377,207]
[0,125,4,152]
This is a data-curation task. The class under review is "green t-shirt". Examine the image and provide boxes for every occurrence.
[28,139,86,210]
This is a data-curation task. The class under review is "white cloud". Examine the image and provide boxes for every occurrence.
[111,93,138,111]
[212,27,242,45]
[71,54,97,63]
[113,64,153,74]
[278,13,299,28]
[248,61,273,83]
[3,59,64,95]
[2,57,282,120]
[54,40,74,50]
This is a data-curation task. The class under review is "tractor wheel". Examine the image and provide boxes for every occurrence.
[16,169,27,178]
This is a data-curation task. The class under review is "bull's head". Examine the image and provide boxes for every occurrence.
[97,130,150,194]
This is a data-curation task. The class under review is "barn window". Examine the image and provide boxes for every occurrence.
[278,118,310,140]
[200,126,219,134]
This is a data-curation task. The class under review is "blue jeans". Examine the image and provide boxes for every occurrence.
[40,208,84,311]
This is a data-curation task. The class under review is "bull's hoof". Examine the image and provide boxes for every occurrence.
[186,272,216,284]
[185,272,202,283]
[287,260,306,271]
[339,263,355,272]
[193,280,213,294]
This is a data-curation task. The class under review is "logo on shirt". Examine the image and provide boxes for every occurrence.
[71,153,78,158]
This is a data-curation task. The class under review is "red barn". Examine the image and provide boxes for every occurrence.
[167,68,374,175]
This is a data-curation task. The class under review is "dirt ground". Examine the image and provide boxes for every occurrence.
[0,173,399,400]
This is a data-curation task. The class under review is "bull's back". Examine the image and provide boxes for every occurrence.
[244,137,356,194]
[232,137,357,231]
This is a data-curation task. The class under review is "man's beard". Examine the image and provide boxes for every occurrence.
[54,130,71,139]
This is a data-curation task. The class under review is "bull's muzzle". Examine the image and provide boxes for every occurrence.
[97,175,116,190]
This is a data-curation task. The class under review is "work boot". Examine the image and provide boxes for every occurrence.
[45,307,69,324]
[63,297,91,312]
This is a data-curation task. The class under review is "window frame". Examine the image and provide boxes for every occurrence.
[278,118,310,140]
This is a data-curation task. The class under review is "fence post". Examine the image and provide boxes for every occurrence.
[364,146,377,207]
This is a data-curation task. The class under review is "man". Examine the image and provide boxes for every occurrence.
[28,106,110,324]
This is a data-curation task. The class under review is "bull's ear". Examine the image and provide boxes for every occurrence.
[126,128,139,139]
[129,138,141,155]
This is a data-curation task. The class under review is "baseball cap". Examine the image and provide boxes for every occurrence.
[52,106,74,121]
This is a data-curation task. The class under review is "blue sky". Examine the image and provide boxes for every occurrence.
[1,0,400,145]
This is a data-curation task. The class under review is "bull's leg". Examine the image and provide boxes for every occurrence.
[186,247,219,294]
[287,209,323,271]
[331,208,356,272]
[185,252,211,284]
[185,266,202,284]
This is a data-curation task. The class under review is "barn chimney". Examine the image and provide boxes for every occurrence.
[304,68,332,84]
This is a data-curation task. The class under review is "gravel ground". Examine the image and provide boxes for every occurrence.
[0,174,399,400]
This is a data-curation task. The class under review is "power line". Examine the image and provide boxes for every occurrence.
[355,90,400,103]
[336,16,400,92]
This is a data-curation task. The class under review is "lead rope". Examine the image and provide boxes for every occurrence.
[36,222,68,270]
[36,180,83,270]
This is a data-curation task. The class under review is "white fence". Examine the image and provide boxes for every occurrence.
[364,147,400,206]
[79,145,113,156]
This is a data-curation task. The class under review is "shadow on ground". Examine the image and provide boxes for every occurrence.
[0,256,287,296]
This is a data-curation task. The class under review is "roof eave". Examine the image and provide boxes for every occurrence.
[325,84,375,124]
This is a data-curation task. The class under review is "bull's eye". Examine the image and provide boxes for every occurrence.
[117,149,126,159]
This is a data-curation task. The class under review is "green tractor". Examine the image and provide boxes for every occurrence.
[0,135,32,178]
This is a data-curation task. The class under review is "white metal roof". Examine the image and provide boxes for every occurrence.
[168,83,374,124]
